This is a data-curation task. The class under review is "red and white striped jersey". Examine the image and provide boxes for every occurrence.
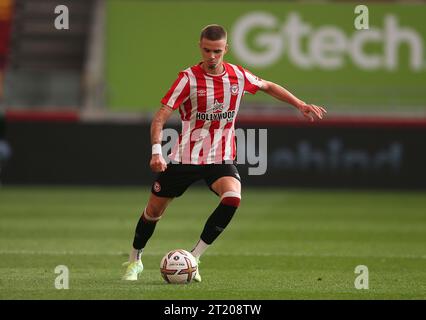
[161,62,263,164]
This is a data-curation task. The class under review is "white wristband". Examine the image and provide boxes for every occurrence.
[152,144,162,155]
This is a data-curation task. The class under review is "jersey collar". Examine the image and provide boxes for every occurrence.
[198,62,227,77]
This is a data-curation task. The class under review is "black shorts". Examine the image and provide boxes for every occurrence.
[151,163,241,198]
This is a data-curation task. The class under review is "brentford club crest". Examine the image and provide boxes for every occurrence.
[230,84,239,96]
[153,181,161,192]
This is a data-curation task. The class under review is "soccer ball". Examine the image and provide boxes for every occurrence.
[160,249,198,284]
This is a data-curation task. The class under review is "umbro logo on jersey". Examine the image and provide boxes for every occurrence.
[197,89,206,97]
[230,84,239,96]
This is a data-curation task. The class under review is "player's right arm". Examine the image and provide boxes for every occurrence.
[150,105,173,172]
[152,71,189,172]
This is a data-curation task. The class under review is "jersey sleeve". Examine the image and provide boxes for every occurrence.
[241,67,263,95]
[160,72,190,110]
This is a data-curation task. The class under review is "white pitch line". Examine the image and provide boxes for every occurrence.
[0,249,425,260]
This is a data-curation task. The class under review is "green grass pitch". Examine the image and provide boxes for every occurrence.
[0,187,425,299]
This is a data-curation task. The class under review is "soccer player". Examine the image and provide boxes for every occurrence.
[122,24,326,281]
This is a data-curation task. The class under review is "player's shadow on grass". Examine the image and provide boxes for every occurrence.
[141,280,201,287]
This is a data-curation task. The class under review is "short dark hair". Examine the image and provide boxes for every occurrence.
[200,24,227,41]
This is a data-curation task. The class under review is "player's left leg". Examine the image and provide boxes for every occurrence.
[191,170,241,281]
[191,175,241,258]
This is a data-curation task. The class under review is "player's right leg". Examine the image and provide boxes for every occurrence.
[123,163,198,281]
[122,193,172,281]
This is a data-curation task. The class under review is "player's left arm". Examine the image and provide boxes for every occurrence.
[259,80,327,122]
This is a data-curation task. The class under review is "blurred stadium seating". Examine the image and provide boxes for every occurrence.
[2,0,93,107]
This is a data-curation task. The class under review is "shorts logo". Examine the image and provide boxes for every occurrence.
[153,181,161,193]
[230,84,239,96]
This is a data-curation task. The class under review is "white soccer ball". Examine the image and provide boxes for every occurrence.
[160,249,198,284]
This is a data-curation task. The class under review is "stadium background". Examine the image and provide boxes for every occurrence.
[0,0,425,300]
